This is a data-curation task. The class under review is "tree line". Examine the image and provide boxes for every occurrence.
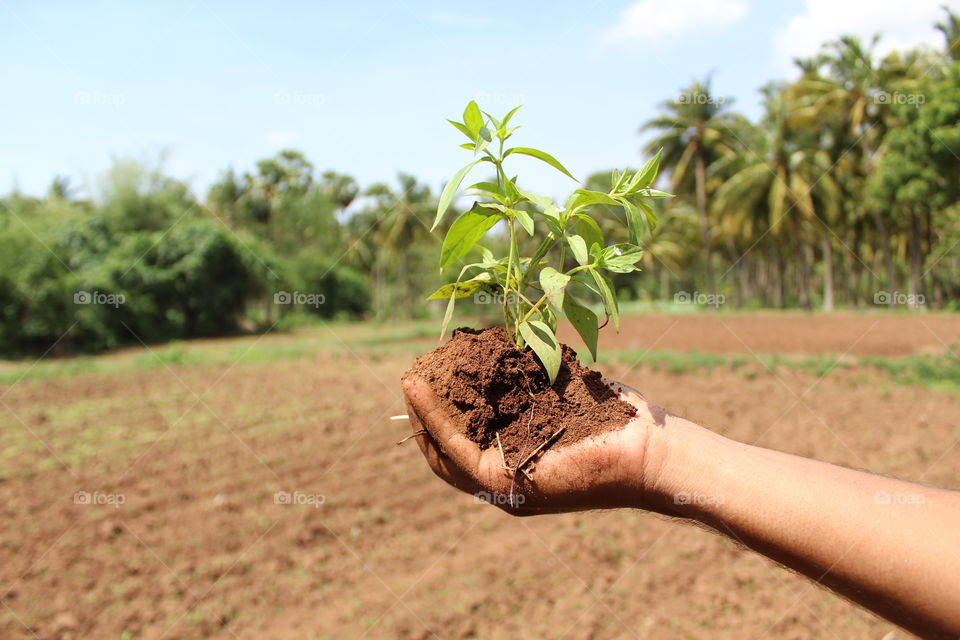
[642,11,959,311]
[1,9,957,355]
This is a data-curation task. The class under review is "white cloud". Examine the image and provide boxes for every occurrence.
[600,0,749,46]
[774,0,952,73]
[264,131,300,147]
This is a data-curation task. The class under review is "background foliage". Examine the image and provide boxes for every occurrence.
[1,11,958,356]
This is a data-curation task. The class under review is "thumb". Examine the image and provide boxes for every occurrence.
[402,376,482,473]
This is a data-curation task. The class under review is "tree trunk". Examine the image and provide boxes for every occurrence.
[907,208,924,309]
[849,224,864,307]
[842,243,855,307]
[821,233,834,311]
[775,251,786,308]
[796,239,811,309]
[861,136,895,307]
[694,140,715,298]
[873,209,897,305]
[925,208,943,309]
[399,252,410,319]
[738,259,750,308]
[374,261,384,319]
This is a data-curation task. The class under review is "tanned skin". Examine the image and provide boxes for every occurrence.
[403,377,960,639]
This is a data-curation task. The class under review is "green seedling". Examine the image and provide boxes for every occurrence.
[428,100,672,384]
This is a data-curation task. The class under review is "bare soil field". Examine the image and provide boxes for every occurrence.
[1,313,958,639]
[564,311,960,356]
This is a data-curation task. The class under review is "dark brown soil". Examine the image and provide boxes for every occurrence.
[403,327,636,468]
[3,314,958,638]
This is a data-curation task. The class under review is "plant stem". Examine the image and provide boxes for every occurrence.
[520,294,548,324]
[509,218,522,337]
[517,233,556,293]
[566,264,592,276]
[505,216,519,344]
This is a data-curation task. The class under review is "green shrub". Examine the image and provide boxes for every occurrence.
[293,252,370,318]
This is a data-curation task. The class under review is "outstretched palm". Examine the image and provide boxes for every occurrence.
[402,377,670,516]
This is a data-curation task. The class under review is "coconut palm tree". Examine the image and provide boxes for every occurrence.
[348,173,435,318]
[318,171,359,211]
[713,84,841,308]
[936,5,960,61]
[791,36,902,298]
[640,78,743,297]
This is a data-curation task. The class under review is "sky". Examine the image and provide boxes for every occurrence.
[1,0,955,203]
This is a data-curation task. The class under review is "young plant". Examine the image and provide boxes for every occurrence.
[428,101,671,384]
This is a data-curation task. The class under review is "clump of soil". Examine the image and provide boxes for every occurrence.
[403,327,636,468]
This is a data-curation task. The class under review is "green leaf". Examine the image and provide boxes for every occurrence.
[574,214,604,252]
[463,101,484,138]
[620,198,643,245]
[434,159,481,230]
[440,208,501,268]
[440,292,457,340]
[539,267,570,313]
[504,147,577,181]
[613,167,630,192]
[482,110,501,129]
[563,296,598,360]
[571,271,600,296]
[474,137,491,157]
[447,119,473,140]
[535,210,563,236]
[602,244,644,273]
[478,126,492,142]
[517,187,555,210]
[637,199,658,231]
[502,175,521,202]
[500,105,522,129]
[569,189,621,210]
[477,202,509,213]
[467,181,505,199]
[432,273,496,341]
[590,270,619,331]
[513,209,534,236]
[468,181,501,192]
[567,234,589,265]
[519,320,562,384]
[626,148,662,193]
[426,273,492,300]
[636,188,673,198]
[589,241,604,263]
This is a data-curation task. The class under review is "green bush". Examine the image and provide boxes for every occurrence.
[101,220,258,339]
[293,252,370,319]
[0,218,279,356]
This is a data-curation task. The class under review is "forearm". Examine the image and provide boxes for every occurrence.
[642,415,960,639]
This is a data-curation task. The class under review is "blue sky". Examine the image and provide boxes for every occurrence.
[1,0,955,202]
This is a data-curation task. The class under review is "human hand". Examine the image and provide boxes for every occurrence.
[401,376,679,516]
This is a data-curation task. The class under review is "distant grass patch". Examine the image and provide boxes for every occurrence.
[605,348,960,396]
[0,319,438,385]
[861,353,960,394]
[599,350,743,374]
[2,317,959,398]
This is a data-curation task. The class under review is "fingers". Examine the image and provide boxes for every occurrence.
[404,392,482,494]
[601,377,646,407]
[402,376,483,479]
